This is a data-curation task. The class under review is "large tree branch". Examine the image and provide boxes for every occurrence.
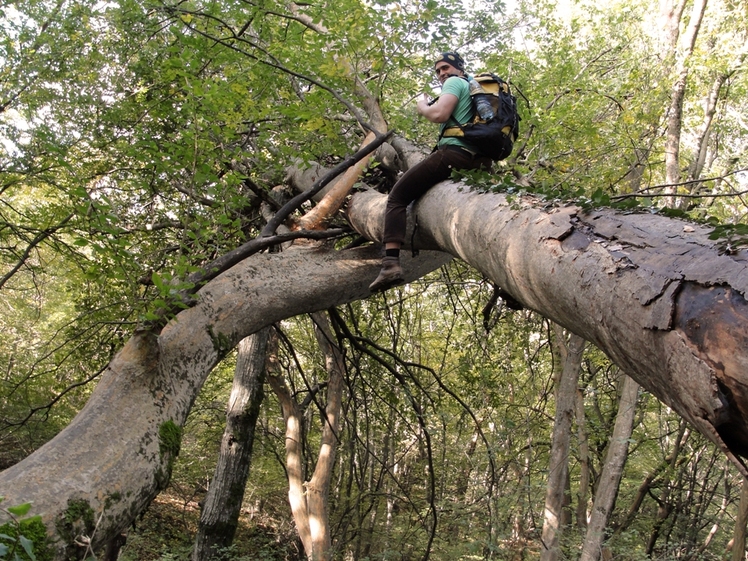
[347,184,748,474]
[0,244,449,559]
[5,177,748,559]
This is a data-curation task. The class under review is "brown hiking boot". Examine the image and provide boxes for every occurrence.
[369,256,405,292]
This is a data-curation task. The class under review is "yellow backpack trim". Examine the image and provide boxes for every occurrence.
[442,73,516,141]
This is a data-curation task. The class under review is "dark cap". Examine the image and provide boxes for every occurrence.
[434,52,465,72]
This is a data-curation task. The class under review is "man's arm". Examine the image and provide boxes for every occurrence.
[416,93,459,123]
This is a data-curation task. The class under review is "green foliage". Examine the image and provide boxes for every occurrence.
[1,0,748,558]
[707,222,748,254]
[159,420,183,459]
[0,498,52,561]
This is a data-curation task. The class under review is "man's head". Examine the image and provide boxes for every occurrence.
[434,52,466,84]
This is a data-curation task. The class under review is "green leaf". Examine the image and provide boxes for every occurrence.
[19,535,36,561]
[590,188,610,206]
[6,503,32,517]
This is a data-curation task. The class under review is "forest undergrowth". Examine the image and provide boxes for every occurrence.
[118,492,302,561]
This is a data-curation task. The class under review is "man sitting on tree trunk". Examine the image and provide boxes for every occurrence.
[369,51,493,292]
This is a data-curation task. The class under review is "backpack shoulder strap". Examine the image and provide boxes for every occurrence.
[438,75,476,139]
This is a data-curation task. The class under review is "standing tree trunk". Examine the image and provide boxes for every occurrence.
[5,180,748,559]
[575,382,591,531]
[541,329,586,561]
[192,327,272,561]
[306,312,346,560]
[267,365,312,556]
[662,0,708,205]
[267,312,346,561]
[731,478,748,561]
[579,373,639,561]
[646,420,690,554]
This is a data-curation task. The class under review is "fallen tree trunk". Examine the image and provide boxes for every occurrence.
[0,244,449,559]
[3,177,748,559]
[347,185,748,472]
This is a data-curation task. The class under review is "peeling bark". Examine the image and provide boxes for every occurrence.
[4,176,748,559]
[297,131,379,231]
[347,185,748,472]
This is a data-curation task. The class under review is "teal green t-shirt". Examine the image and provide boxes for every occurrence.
[436,75,474,151]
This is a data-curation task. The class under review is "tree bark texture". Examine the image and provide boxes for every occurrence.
[4,175,748,559]
[0,244,449,559]
[541,330,586,561]
[266,312,346,561]
[267,369,312,555]
[306,312,345,561]
[663,0,708,202]
[347,185,748,474]
[579,374,639,561]
[575,384,591,531]
[731,477,748,561]
[192,328,272,561]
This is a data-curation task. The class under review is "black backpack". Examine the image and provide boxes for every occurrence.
[441,73,521,161]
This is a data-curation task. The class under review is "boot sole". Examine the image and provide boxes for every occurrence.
[369,277,406,293]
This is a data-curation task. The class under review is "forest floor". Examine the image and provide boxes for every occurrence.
[116,492,301,561]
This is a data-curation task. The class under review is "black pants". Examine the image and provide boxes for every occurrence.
[383,146,492,245]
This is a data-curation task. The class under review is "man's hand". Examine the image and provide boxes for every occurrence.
[416,92,459,123]
[416,93,433,114]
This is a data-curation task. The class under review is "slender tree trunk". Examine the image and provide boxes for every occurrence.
[684,467,730,561]
[579,373,639,561]
[541,329,586,561]
[575,383,591,531]
[613,459,669,536]
[361,405,396,560]
[659,0,687,52]
[686,73,726,184]
[267,370,313,556]
[266,312,345,561]
[306,312,346,561]
[192,328,272,561]
[663,0,708,205]
[646,420,690,554]
[731,478,748,561]
[447,423,482,538]
[686,47,747,189]
[454,425,481,499]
